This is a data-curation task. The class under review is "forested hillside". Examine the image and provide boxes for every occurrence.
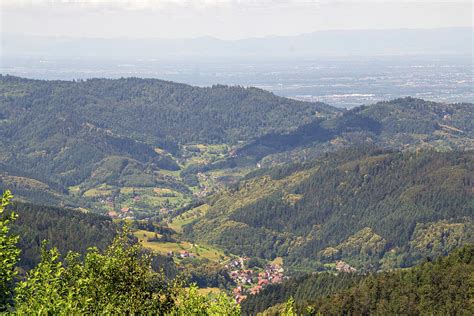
[1,76,472,218]
[1,75,472,275]
[241,272,364,314]
[185,148,473,269]
[243,245,474,315]
[0,75,472,313]
[221,97,474,167]
[311,245,473,315]
[0,75,337,212]
[7,202,116,269]
[0,74,334,147]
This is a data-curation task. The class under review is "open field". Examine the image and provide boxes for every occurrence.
[271,257,284,266]
[168,204,210,233]
[133,228,228,263]
[181,143,230,168]
[83,185,113,198]
[196,287,221,295]
[81,184,193,217]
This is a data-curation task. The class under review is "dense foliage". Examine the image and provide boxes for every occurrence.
[13,232,177,314]
[6,203,182,280]
[0,194,240,314]
[309,245,474,315]
[241,272,363,315]
[11,231,239,315]
[7,202,116,270]
[0,75,333,145]
[0,75,340,214]
[0,191,19,310]
[180,259,235,289]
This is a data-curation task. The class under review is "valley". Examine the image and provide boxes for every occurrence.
[0,75,472,312]
[1,2,472,313]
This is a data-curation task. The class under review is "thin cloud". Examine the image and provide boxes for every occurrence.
[1,0,470,39]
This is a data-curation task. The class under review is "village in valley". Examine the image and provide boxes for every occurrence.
[226,258,356,303]
[82,141,360,305]
[227,258,286,303]
[163,247,287,303]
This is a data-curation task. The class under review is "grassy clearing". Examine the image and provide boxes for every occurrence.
[119,187,136,194]
[154,147,168,155]
[83,188,112,198]
[114,187,191,211]
[169,204,210,233]
[68,185,81,194]
[181,143,230,168]
[133,229,227,263]
[153,188,178,196]
[158,169,181,178]
[196,287,221,295]
[83,183,114,198]
[271,257,284,266]
[134,229,163,240]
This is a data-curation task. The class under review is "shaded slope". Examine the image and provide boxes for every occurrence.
[222,97,473,167]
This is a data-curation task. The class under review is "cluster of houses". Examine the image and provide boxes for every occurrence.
[228,259,356,303]
[335,260,357,273]
[99,196,116,210]
[98,193,141,220]
[99,196,114,204]
[193,173,215,198]
[194,186,210,198]
[100,194,139,204]
[107,206,134,219]
[227,258,286,304]
[102,192,177,220]
[166,250,196,259]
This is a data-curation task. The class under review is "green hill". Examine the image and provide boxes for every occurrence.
[185,148,473,269]
[0,75,337,211]
[1,77,472,217]
[310,244,474,315]
[218,97,474,168]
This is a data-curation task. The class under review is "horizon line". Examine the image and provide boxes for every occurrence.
[1,26,472,42]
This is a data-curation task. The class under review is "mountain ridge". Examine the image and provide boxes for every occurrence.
[2,27,472,59]
[0,75,337,211]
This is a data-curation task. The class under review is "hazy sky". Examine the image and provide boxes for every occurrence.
[1,0,472,40]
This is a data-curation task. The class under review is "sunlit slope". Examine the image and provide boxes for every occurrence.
[185,148,473,269]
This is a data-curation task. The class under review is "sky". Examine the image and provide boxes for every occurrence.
[0,0,472,40]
